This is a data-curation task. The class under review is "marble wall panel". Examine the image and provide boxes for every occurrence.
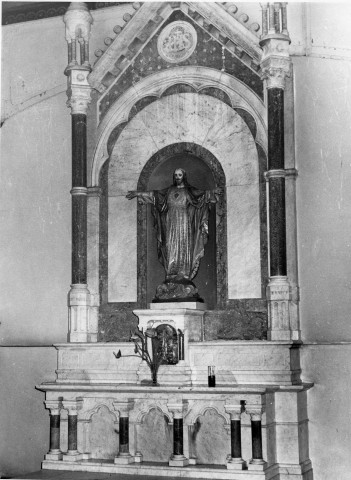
[89,406,119,459]
[137,408,173,462]
[108,197,137,302]
[227,184,261,299]
[192,409,230,465]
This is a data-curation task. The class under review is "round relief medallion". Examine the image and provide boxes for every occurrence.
[157,21,197,63]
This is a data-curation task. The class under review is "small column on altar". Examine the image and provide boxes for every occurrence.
[246,405,267,471]
[260,3,296,341]
[62,399,83,461]
[167,401,189,467]
[113,401,135,464]
[44,400,63,461]
[225,404,245,470]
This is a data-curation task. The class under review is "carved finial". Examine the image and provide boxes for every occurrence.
[63,2,93,72]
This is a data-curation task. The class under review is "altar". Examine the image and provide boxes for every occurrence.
[37,2,313,479]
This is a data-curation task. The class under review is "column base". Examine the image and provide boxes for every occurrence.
[114,454,135,464]
[227,458,245,470]
[134,452,143,463]
[248,459,268,471]
[62,452,83,462]
[45,452,63,461]
[169,455,189,467]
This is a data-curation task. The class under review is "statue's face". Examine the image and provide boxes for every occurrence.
[174,169,184,186]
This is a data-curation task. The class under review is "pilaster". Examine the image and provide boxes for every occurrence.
[260,3,298,342]
[65,2,94,343]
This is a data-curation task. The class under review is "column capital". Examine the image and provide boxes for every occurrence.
[113,400,134,417]
[62,398,83,414]
[45,400,62,415]
[245,404,264,421]
[167,401,188,419]
[224,404,242,421]
[260,55,291,90]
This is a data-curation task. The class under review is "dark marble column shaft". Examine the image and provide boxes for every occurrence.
[49,414,61,451]
[68,414,78,451]
[231,419,242,458]
[173,418,184,456]
[251,419,263,460]
[267,87,287,277]
[71,114,87,285]
[119,417,129,454]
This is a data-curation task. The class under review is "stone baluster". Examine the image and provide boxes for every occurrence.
[167,401,189,467]
[62,399,83,461]
[225,405,245,470]
[246,406,267,471]
[113,401,135,464]
[44,400,63,461]
[260,4,294,341]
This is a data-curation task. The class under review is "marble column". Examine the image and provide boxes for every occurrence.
[246,406,267,471]
[167,401,189,467]
[44,400,63,461]
[62,399,83,462]
[113,401,135,464]
[225,405,245,470]
[64,3,93,343]
[260,3,293,341]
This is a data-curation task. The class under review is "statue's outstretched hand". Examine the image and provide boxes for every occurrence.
[126,191,138,200]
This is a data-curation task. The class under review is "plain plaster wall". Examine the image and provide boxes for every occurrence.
[0,15,71,479]
[0,347,58,478]
[293,15,351,480]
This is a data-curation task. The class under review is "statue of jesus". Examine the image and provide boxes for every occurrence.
[126,168,221,302]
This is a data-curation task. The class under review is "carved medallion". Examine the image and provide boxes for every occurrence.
[157,21,197,63]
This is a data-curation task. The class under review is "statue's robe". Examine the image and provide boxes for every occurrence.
[140,185,217,281]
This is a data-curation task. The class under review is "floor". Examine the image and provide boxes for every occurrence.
[10,468,219,480]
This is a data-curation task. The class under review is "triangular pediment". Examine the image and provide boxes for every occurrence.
[88,2,262,94]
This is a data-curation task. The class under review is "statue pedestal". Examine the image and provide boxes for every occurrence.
[133,303,206,386]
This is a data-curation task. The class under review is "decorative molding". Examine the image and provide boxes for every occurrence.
[264,169,286,180]
[91,67,266,186]
[157,21,197,63]
[71,187,88,196]
[88,2,262,93]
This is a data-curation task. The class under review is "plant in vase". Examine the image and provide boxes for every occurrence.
[114,326,164,386]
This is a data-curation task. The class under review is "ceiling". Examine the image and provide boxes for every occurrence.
[1,2,125,25]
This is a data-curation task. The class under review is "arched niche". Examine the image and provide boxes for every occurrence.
[106,92,261,306]
[137,143,226,308]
